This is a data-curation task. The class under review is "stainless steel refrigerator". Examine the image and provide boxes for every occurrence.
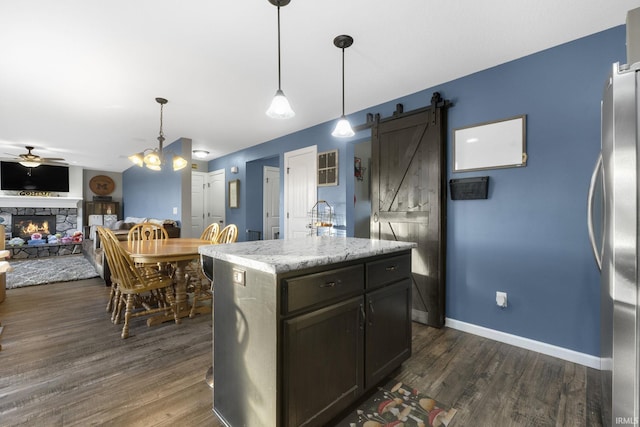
[588,60,640,426]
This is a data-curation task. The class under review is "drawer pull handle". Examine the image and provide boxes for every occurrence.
[320,281,337,288]
[385,265,398,271]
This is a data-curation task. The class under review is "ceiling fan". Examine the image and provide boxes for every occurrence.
[5,146,66,167]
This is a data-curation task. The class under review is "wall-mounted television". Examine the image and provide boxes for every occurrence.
[0,161,70,192]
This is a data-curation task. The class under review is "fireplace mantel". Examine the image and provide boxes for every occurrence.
[0,195,82,209]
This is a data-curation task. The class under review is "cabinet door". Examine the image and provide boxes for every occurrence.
[365,279,412,387]
[283,296,364,427]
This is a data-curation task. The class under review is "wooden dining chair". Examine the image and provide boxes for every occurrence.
[189,224,238,318]
[200,223,220,242]
[184,222,220,297]
[127,222,170,272]
[98,226,172,325]
[215,224,238,244]
[127,222,169,241]
[96,226,122,319]
[100,227,177,338]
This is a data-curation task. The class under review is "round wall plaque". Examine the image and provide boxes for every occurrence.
[89,175,115,195]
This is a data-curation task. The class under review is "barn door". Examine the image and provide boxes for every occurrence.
[370,93,449,327]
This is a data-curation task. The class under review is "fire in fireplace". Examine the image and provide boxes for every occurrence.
[12,215,56,241]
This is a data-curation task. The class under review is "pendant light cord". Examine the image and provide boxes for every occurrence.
[277,5,282,91]
[341,47,345,117]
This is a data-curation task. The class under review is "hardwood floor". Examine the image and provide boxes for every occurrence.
[0,278,602,426]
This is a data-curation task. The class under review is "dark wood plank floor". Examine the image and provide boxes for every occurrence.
[0,279,602,426]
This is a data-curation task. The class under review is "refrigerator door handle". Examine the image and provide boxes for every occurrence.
[587,153,603,271]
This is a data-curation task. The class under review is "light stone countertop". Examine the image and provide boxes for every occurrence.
[198,236,416,274]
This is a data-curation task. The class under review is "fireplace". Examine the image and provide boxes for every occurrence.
[12,215,56,241]
[1,207,77,244]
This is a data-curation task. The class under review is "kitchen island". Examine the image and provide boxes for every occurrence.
[199,236,416,427]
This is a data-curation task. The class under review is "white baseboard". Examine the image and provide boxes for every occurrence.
[445,318,601,370]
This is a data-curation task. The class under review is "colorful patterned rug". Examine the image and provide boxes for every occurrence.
[5,255,99,289]
[336,379,457,426]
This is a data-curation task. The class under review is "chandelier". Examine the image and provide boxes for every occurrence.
[128,98,188,171]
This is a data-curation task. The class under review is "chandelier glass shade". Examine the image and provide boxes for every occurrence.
[129,98,188,171]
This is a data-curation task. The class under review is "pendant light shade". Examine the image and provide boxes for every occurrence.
[331,35,354,138]
[266,0,295,119]
[332,116,355,138]
[267,89,295,119]
[128,98,188,171]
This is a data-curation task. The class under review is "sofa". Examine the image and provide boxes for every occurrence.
[110,217,181,241]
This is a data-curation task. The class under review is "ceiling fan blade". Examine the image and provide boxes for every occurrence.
[3,147,67,165]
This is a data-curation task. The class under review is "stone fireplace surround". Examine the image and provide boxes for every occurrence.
[1,207,80,259]
[1,207,77,240]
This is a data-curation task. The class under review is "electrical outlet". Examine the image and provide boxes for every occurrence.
[172,207,178,215]
[496,291,508,308]
[233,268,246,286]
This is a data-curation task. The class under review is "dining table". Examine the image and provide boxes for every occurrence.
[119,237,211,325]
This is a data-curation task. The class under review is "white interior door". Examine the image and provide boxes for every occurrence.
[207,169,226,230]
[191,172,206,238]
[263,166,280,239]
[284,146,317,239]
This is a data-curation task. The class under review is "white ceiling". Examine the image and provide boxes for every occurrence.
[1,0,639,172]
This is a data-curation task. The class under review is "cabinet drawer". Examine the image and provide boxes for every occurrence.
[366,253,411,290]
[283,265,364,314]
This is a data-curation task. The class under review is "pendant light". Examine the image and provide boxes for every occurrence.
[128,98,188,171]
[331,34,355,138]
[266,0,295,119]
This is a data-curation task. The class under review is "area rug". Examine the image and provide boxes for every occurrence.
[5,255,99,289]
[336,379,457,426]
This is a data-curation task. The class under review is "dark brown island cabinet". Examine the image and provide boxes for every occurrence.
[200,237,415,427]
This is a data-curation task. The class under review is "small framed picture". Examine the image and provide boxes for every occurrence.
[228,179,239,208]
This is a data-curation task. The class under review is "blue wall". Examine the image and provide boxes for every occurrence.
[208,26,625,356]
[209,125,369,240]
[440,27,625,356]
